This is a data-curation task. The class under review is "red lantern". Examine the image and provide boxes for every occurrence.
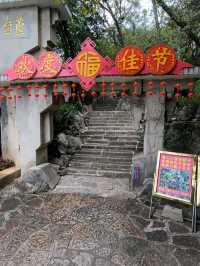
[146,91,153,96]
[175,83,181,89]
[188,92,193,98]
[175,92,181,99]
[187,82,194,89]
[26,84,32,97]
[72,83,77,89]
[42,83,48,97]
[101,91,106,97]
[0,95,5,101]
[91,90,97,97]
[110,82,115,88]
[53,82,58,97]
[159,90,166,96]
[72,92,77,98]
[160,81,167,87]
[121,92,126,97]
[120,83,126,89]
[110,91,116,97]
[81,91,86,99]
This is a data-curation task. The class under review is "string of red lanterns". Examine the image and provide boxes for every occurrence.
[0,81,197,101]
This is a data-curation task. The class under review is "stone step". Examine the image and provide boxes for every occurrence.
[88,126,135,130]
[76,149,133,158]
[88,122,134,126]
[67,168,130,179]
[73,155,132,163]
[82,144,136,151]
[83,131,139,137]
[89,120,133,124]
[89,114,132,118]
[84,139,141,146]
[69,161,131,171]
[82,135,141,141]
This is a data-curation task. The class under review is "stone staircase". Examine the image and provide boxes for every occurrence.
[53,97,144,197]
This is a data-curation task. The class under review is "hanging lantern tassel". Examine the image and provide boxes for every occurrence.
[7,86,13,100]
[174,83,181,99]
[101,82,106,97]
[16,84,23,99]
[146,81,153,96]
[160,81,167,96]
[34,83,40,97]
[187,82,194,99]
[62,82,68,97]
[53,82,58,97]
[42,83,48,97]
[132,81,138,96]
[120,82,126,97]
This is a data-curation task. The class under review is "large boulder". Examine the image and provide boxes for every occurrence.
[57,133,82,155]
[23,163,60,193]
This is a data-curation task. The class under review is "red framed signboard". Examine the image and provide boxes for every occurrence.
[146,44,177,75]
[153,151,196,204]
[115,45,145,75]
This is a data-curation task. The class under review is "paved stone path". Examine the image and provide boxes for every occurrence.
[0,191,200,266]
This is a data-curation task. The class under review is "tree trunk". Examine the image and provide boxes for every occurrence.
[156,0,200,47]
[152,0,161,40]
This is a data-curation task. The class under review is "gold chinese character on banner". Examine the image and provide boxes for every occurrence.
[3,18,12,36]
[16,16,25,37]
[75,51,101,78]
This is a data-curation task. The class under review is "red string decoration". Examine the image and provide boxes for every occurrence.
[101,82,106,97]
[42,83,48,97]
[110,82,115,97]
[53,82,58,97]
[62,82,68,97]
[120,82,126,97]
[16,84,23,99]
[174,83,181,99]
[7,86,13,100]
[159,81,167,96]
[132,81,139,96]
[146,81,153,96]
[0,87,5,101]
[187,82,194,98]
[34,83,40,97]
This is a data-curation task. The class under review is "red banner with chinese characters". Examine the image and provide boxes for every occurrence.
[13,54,37,80]
[146,44,177,75]
[115,45,145,75]
[37,52,62,78]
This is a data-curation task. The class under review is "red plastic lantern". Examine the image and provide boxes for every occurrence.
[121,92,126,97]
[110,91,116,97]
[81,91,86,99]
[110,82,115,88]
[120,83,126,89]
[188,92,193,98]
[53,82,58,97]
[175,92,181,99]
[187,82,194,89]
[101,91,106,97]
[72,92,77,98]
[160,81,167,87]
[91,90,97,97]
[159,90,166,96]
[72,83,77,89]
[175,83,181,89]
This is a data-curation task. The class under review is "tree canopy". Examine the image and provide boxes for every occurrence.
[55,0,200,65]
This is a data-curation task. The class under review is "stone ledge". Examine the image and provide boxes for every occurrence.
[0,167,21,188]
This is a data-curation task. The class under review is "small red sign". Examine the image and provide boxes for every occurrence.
[115,46,145,75]
[146,44,176,75]
[37,52,62,78]
[13,54,36,80]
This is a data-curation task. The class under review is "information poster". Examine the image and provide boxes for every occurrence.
[153,151,196,204]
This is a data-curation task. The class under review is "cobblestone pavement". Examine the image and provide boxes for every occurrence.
[0,192,200,266]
